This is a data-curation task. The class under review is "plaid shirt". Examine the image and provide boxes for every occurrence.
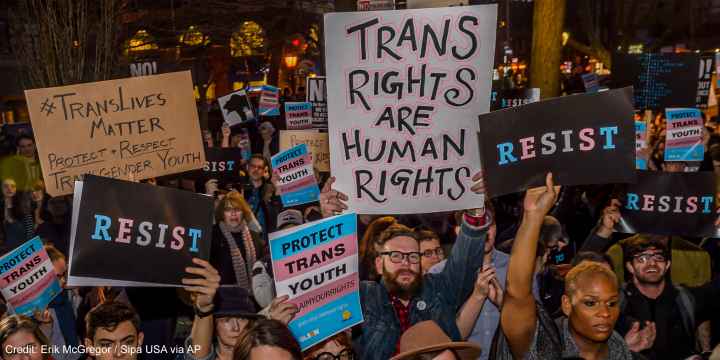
[390,295,411,354]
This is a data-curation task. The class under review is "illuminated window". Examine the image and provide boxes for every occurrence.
[124,30,158,56]
[179,26,209,46]
[230,21,267,57]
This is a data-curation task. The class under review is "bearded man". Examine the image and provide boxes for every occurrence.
[318,175,491,360]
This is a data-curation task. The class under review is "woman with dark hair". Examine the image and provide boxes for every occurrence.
[1,178,35,248]
[233,319,302,360]
[0,315,52,360]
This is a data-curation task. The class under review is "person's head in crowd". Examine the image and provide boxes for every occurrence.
[16,135,36,159]
[0,315,51,360]
[215,191,254,231]
[375,223,422,300]
[214,287,263,355]
[258,122,276,142]
[233,318,302,360]
[359,216,397,280]
[539,216,570,265]
[84,301,143,360]
[416,228,444,274]
[623,235,670,286]
[570,251,613,270]
[302,331,353,360]
[277,209,304,231]
[390,321,481,360]
[2,178,16,199]
[45,244,67,288]
[30,180,45,204]
[561,262,620,345]
[46,195,70,221]
[248,155,270,185]
[203,129,215,147]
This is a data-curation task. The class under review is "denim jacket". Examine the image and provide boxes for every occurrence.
[354,221,489,360]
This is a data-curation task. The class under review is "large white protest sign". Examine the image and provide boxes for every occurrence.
[324,5,497,214]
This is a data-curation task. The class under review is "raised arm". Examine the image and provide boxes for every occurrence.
[500,173,559,359]
[581,199,621,253]
[182,258,221,360]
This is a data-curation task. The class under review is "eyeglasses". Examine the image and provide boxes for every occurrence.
[380,251,421,264]
[313,349,354,360]
[421,247,445,259]
[633,252,667,264]
[224,207,242,213]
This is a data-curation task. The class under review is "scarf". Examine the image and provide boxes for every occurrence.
[219,221,257,292]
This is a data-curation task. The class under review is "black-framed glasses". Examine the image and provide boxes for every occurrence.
[421,247,445,259]
[380,251,422,264]
[313,349,354,360]
[633,252,667,264]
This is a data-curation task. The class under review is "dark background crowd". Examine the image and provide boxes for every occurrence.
[0,90,719,360]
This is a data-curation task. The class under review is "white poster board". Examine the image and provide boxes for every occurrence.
[324,5,497,214]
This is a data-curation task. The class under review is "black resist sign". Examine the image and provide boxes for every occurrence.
[616,171,720,238]
[478,87,636,197]
[202,147,244,183]
[68,175,213,286]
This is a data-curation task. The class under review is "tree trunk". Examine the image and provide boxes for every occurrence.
[529,0,566,99]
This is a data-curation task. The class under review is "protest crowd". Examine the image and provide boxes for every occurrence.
[3,3,720,360]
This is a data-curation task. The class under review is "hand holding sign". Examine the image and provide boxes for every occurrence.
[182,258,221,313]
[320,177,349,218]
[523,173,560,220]
[267,295,299,325]
[597,199,622,238]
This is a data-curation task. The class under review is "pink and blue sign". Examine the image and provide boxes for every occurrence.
[665,108,704,162]
[272,144,321,207]
[269,213,363,350]
[0,237,61,315]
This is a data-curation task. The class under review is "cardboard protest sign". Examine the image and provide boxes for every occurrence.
[202,147,245,185]
[306,77,328,129]
[490,88,540,111]
[325,5,497,214]
[582,73,600,93]
[218,89,256,126]
[25,71,205,197]
[612,53,699,109]
[68,175,213,287]
[0,237,61,316]
[664,108,704,162]
[272,144,321,207]
[635,121,648,170]
[697,55,714,109]
[284,102,313,130]
[478,87,636,197]
[269,213,362,350]
[258,85,280,116]
[280,130,330,172]
[616,171,720,237]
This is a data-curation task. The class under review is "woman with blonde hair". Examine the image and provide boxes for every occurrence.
[211,191,265,290]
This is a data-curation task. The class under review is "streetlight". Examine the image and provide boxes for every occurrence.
[284,55,298,69]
